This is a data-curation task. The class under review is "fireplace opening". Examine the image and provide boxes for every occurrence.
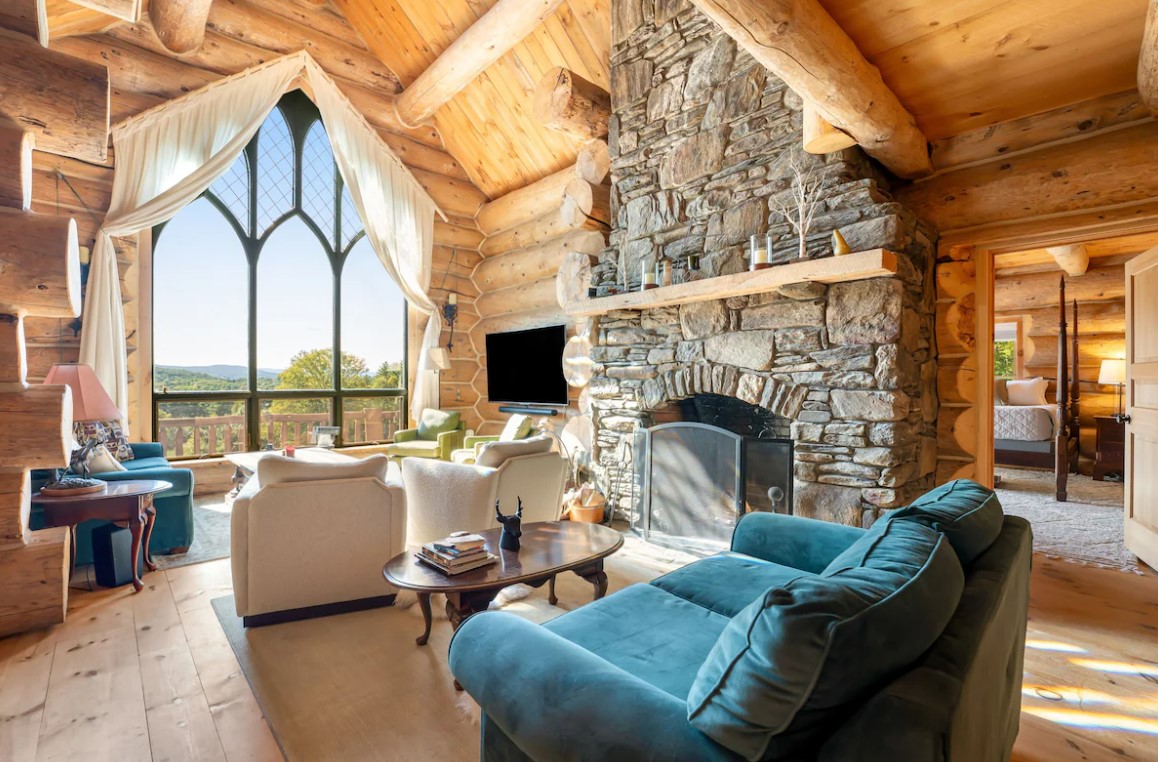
[632,394,793,555]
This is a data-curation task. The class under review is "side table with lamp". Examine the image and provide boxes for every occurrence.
[1094,359,1126,482]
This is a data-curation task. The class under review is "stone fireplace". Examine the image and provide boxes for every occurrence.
[589,0,939,528]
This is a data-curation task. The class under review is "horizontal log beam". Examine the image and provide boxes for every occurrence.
[0,470,30,549]
[475,276,558,318]
[394,0,566,127]
[993,265,1125,313]
[533,66,611,141]
[150,0,214,54]
[480,198,607,257]
[0,0,47,45]
[902,122,1158,233]
[0,527,70,637]
[0,29,110,162]
[0,209,81,318]
[474,230,606,292]
[1142,0,1158,115]
[0,386,72,469]
[688,0,931,178]
[802,101,856,154]
[0,116,34,211]
[0,316,28,387]
[476,165,605,236]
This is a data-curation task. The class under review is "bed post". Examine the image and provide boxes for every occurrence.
[1070,298,1081,473]
[1056,275,1069,502]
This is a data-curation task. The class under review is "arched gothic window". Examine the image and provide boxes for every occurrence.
[153,91,406,457]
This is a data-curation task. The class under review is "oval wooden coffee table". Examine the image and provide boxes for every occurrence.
[384,521,623,646]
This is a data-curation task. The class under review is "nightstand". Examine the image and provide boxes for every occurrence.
[1093,415,1125,482]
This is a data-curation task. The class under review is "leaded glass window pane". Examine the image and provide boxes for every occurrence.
[301,119,337,242]
[209,151,251,234]
[340,181,364,249]
[256,108,295,235]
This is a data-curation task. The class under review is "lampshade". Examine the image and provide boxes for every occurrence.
[1098,359,1126,386]
[428,347,451,371]
[43,363,121,422]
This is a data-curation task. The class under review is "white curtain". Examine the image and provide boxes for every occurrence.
[80,52,444,429]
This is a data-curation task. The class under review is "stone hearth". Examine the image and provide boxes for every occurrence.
[591,0,939,527]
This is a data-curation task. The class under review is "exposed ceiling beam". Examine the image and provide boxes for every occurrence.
[802,102,856,154]
[69,0,139,22]
[393,0,566,128]
[1141,0,1158,115]
[149,0,214,55]
[0,0,48,46]
[533,67,610,141]
[1046,244,1091,276]
[688,0,931,178]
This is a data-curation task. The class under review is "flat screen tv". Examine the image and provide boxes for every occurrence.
[486,324,568,405]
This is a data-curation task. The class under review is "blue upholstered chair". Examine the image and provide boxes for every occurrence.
[450,480,1031,762]
[31,442,195,565]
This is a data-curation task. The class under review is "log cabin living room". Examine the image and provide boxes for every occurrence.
[1,0,1157,760]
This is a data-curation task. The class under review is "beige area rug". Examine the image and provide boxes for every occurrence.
[154,494,234,571]
[994,466,1140,574]
[211,532,697,762]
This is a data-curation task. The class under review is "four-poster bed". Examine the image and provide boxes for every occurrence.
[994,275,1081,501]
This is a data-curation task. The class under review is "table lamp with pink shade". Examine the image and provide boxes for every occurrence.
[44,363,122,423]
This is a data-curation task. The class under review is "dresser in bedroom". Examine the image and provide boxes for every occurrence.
[1093,416,1125,482]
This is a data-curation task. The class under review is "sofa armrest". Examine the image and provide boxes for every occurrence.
[130,442,165,459]
[731,512,865,573]
[464,434,498,451]
[98,466,193,496]
[436,428,465,457]
[394,428,418,443]
[450,612,739,762]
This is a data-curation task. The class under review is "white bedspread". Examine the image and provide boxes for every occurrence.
[994,404,1058,442]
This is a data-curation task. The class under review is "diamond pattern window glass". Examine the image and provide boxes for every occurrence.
[340,182,364,249]
[256,107,295,235]
[209,151,250,234]
[301,120,337,241]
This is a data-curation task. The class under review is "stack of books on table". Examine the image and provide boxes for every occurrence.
[417,533,497,575]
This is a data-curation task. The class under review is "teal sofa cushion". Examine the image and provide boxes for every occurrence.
[652,552,813,618]
[687,520,964,761]
[544,583,731,700]
[890,479,1004,565]
[416,409,460,440]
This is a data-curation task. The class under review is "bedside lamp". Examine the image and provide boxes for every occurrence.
[1098,359,1126,421]
[44,362,122,426]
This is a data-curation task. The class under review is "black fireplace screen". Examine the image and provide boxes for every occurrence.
[632,422,792,555]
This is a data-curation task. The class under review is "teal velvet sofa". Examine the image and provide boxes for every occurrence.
[449,480,1032,761]
[31,443,195,565]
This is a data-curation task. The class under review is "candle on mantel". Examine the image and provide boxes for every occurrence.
[750,234,771,270]
[660,259,673,287]
[641,260,658,290]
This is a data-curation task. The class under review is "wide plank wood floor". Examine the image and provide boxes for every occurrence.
[0,553,1155,761]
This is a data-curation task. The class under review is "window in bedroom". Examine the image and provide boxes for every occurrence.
[152,91,407,459]
[994,320,1024,379]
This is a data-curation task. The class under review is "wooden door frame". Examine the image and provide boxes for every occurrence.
[939,213,1158,489]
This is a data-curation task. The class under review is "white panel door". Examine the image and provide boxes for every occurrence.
[1124,246,1158,569]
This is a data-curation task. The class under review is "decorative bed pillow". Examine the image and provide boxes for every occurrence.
[994,377,1009,405]
[73,419,134,461]
[687,520,964,760]
[1006,377,1048,406]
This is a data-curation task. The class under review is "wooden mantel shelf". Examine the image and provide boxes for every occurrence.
[557,249,899,317]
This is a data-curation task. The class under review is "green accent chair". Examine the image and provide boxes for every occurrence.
[449,480,1031,761]
[382,408,465,462]
[450,413,535,464]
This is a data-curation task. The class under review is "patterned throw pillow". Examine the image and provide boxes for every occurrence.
[73,420,135,461]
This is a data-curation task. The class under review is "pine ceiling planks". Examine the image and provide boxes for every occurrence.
[336,0,611,198]
[819,0,1148,140]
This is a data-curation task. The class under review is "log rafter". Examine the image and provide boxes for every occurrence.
[688,0,932,178]
[1141,0,1158,115]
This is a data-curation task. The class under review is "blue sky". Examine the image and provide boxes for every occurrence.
[153,196,406,372]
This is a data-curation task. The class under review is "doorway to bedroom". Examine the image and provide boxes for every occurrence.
[987,233,1149,571]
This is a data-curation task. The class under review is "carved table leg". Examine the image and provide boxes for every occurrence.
[575,560,608,600]
[129,512,145,592]
[548,574,558,606]
[141,496,157,572]
[416,593,433,646]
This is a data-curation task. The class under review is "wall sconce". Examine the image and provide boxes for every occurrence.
[442,292,459,351]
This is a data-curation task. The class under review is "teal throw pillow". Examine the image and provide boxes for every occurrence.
[417,409,461,441]
[687,520,963,761]
[890,478,1004,566]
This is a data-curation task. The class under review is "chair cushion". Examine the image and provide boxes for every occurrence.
[651,552,812,618]
[121,457,171,472]
[545,584,732,701]
[384,440,442,458]
[688,520,964,761]
[499,414,534,442]
[450,448,476,464]
[475,434,553,468]
[257,453,389,485]
[890,479,1004,566]
[417,409,461,441]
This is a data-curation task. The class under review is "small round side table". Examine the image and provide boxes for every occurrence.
[32,479,173,592]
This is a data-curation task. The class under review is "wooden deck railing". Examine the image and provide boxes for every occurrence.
[157,409,401,458]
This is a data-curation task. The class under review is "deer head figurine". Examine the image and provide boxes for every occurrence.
[495,497,524,551]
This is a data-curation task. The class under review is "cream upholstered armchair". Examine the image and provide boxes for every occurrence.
[402,435,566,548]
[450,413,535,464]
[230,454,406,626]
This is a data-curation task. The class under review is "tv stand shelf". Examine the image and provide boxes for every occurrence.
[557,249,898,317]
